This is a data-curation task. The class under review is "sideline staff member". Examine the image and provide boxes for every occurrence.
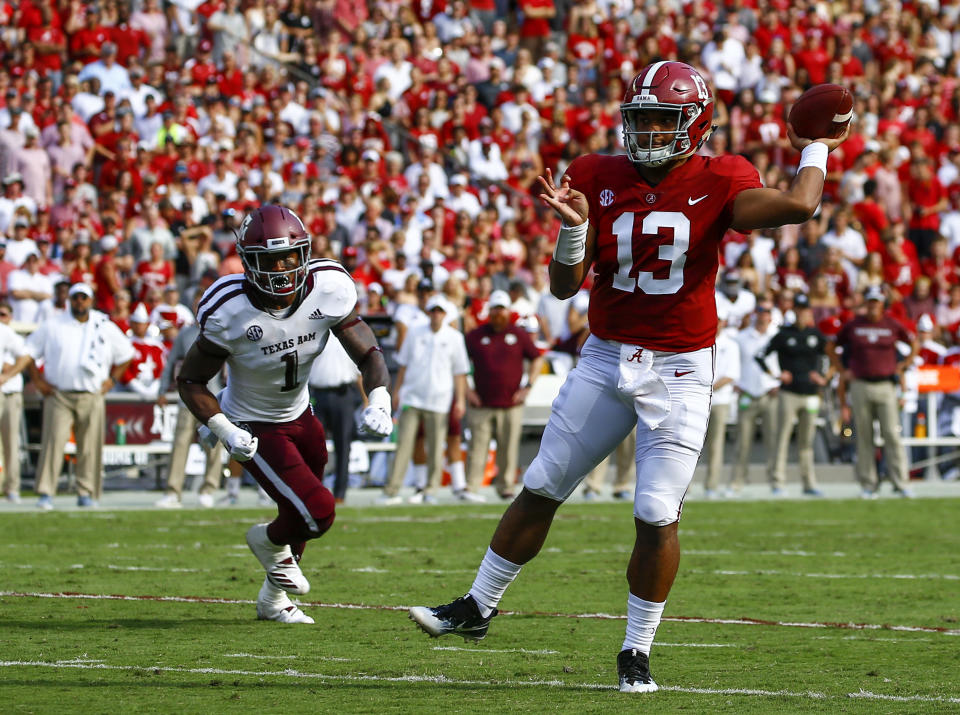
[759,293,830,495]
[25,283,134,509]
[832,285,916,498]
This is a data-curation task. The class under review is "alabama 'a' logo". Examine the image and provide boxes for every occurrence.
[246,325,263,341]
[645,193,657,205]
[599,189,615,207]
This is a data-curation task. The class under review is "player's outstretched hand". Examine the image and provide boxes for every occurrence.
[786,123,850,153]
[359,404,393,438]
[537,169,589,226]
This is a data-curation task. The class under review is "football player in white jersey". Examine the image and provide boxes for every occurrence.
[177,205,393,624]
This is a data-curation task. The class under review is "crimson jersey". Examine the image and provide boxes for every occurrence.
[564,154,761,351]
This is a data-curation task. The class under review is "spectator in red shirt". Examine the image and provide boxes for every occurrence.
[518,0,554,55]
[93,235,122,314]
[70,6,110,64]
[907,157,948,259]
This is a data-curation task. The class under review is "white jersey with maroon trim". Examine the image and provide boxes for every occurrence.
[196,259,358,422]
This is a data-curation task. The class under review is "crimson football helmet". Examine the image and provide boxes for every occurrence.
[621,61,715,167]
[236,205,311,297]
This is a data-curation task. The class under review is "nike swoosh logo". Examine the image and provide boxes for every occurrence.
[687,195,708,205]
[674,370,695,377]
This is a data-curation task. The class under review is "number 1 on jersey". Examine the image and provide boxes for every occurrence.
[612,210,690,295]
[280,350,299,392]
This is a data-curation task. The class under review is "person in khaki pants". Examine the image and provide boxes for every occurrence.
[464,291,544,501]
[23,283,134,509]
[379,296,469,504]
[730,303,780,493]
[760,293,830,496]
[832,286,917,498]
[154,317,225,509]
[0,304,29,502]
[702,317,740,497]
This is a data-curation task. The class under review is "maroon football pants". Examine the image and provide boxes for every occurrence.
[242,408,335,551]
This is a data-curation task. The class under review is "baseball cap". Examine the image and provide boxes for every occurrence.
[864,285,885,302]
[3,172,23,185]
[449,174,468,186]
[417,278,434,292]
[368,281,384,294]
[794,293,810,308]
[361,149,379,162]
[723,269,741,282]
[68,282,94,298]
[100,235,118,251]
[13,217,29,228]
[425,295,447,312]
[488,290,511,309]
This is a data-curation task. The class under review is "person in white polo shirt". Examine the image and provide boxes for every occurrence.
[23,283,134,509]
[0,307,30,502]
[8,251,53,323]
[730,302,780,495]
[380,294,469,504]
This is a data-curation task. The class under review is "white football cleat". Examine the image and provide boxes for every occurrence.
[245,523,310,595]
[256,578,314,624]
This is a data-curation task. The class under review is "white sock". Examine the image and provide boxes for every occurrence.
[226,476,240,498]
[468,547,522,617]
[449,460,466,492]
[413,464,428,490]
[622,594,665,655]
[258,576,286,606]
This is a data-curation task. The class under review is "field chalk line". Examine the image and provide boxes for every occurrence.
[2,590,958,636]
[0,660,958,704]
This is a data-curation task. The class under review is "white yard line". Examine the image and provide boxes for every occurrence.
[2,590,958,636]
[692,568,959,581]
[1,660,958,704]
[432,647,560,655]
[223,653,351,662]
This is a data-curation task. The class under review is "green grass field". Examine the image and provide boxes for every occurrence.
[1,497,959,713]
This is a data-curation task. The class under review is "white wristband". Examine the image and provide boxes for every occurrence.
[553,221,588,266]
[207,413,240,442]
[367,385,391,411]
[798,142,828,178]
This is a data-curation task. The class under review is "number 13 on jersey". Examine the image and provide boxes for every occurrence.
[611,210,690,296]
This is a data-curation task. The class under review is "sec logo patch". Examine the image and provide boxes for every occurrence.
[599,189,615,207]
[246,325,263,341]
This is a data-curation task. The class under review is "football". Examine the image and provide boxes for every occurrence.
[787,84,854,140]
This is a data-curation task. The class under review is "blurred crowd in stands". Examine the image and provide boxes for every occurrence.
[4,0,960,392]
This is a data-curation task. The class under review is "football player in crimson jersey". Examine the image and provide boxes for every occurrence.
[177,205,393,624]
[409,61,848,692]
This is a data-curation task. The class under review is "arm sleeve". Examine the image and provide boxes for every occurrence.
[108,323,137,365]
[25,324,47,361]
[452,332,470,376]
[519,329,541,360]
[721,155,764,225]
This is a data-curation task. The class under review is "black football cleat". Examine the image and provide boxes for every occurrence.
[617,648,659,693]
[409,595,497,642]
